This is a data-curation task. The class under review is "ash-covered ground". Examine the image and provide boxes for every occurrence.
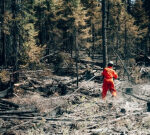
[0,69,150,135]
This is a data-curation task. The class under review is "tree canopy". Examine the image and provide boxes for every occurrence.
[0,0,149,69]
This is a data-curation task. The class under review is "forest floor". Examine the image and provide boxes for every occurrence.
[0,67,150,135]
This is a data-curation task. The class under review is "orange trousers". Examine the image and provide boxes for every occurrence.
[102,79,117,99]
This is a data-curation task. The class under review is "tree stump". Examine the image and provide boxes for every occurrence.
[125,87,133,94]
[147,102,150,112]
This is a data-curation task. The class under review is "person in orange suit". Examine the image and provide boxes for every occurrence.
[101,61,118,100]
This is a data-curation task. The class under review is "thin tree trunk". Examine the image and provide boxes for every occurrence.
[0,0,6,66]
[127,0,131,14]
[45,1,51,63]
[116,34,119,66]
[106,0,111,62]
[92,24,95,59]
[12,0,19,83]
[102,0,108,68]
[70,35,73,58]
[116,11,120,66]
[148,30,150,55]
[124,22,128,64]
[75,28,79,88]
[106,0,110,28]
[124,21,129,80]
[145,33,149,66]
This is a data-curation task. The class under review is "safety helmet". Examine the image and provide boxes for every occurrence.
[108,61,114,65]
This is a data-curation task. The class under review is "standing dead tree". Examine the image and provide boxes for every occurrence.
[102,0,108,68]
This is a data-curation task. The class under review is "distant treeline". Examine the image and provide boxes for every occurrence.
[0,0,149,67]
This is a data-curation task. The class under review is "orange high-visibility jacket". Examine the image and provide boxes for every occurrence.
[101,66,118,99]
[102,66,118,80]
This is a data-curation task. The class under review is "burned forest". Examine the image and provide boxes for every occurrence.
[0,0,150,135]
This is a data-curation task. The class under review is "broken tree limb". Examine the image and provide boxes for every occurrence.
[0,99,19,108]
[0,119,35,134]
[40,51,59,62]
[0,109,37,115]
[123,92,150,102]
[24,76,39,90]
[8,119,34,131]
[72,75,97,94]
[79,59,103,67]
[0,116,75,121]
[65,76,84,85]
[0,106,11,110]
[0,103,10,107]
[0,116,95,124]
[111,47,132,82]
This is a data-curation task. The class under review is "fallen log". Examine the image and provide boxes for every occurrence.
[0,103,9,107]
[0,99,19,108]
[0,119,34,134]
[79,59,103,67]
[66,76,84,85]
[0,116,91,122]
[0,106,11,110]
[0,109,37,115]
[123,92,150,102]
[0,116,73,121]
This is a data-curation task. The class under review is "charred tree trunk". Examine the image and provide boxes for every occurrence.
[116,11,120,66]
[106,0,110,29]
[92,24,95,59]
[0,0,6,66]
[45,1,51,63]
[124,21,128,65]
[74,28,79,88]
[12,0,19,83]
[70,34,73,58]
[102,0,108,68]
[106,0,110,61]
[124,21,130,80]
[127,0,131,14]
[148,29,150,55]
